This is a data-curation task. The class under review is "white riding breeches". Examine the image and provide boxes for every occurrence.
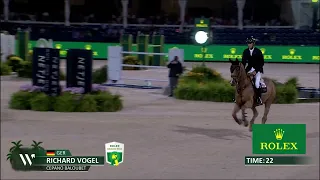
[255,72,261,89]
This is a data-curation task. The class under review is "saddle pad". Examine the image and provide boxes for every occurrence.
[260,79,266,88]
[253,78,267,88]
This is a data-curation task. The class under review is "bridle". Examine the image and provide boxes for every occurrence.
[231,64,248,94]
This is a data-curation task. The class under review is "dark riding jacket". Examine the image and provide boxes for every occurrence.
[167,61,183,77]
[241,47,264,73]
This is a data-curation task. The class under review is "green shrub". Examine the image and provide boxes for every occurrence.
[75,94,97,112]
[17,60,32,78]
[94,92,123,112]
[275,84,298,104]
[26,51,33,62]
[272,77,299,104]
[185,65,224,82]
[94,92,112,111]
[53,93,78,112]
[92,65,108,84]
[9,85,124,112]
[53,90,122,112]
[123,56,140,70]
[9,91,34,110]
[285,77,299,87]
[6,55,23,72]
[110,94,123,111]
[30,93,52,111]
[1,62,12,75]
[176,73,300,104]
[175,81,234,102]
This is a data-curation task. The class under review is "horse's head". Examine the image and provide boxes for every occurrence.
[229,58,244,86]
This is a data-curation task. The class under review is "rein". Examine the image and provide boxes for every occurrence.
[235,67,249,94]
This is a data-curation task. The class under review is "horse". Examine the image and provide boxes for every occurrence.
[229,58,276,132]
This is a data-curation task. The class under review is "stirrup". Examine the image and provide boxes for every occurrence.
[257,98,262,105]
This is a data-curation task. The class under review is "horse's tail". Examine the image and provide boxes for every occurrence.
[267,78,277,103]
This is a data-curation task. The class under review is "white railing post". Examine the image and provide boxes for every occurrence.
[121,0,129,28]
[3,0,9,21]
[178,0,187,32]
[236,0,246,30]
[64,0,70,26]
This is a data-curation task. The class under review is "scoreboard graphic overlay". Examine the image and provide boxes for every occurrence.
[245,124,312,166]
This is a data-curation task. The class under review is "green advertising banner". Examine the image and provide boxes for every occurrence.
[25,40,319,63]
[252,124,306,154]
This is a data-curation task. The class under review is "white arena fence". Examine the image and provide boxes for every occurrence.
[107,46,184,87]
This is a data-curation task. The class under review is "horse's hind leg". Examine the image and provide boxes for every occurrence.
[232,104,242,125]
[249,107,259,132]
[262,101,272,124]
[241,108,249,127]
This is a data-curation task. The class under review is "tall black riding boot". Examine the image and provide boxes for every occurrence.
[256,88,262,105]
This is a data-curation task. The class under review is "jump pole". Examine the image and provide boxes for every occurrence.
[107,46,184,86]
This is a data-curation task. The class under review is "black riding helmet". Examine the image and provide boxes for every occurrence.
[246,36,256,44]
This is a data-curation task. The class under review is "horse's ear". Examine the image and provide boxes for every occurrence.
[235,58,239,62]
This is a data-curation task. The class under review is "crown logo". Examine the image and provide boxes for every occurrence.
[85,44,92,50]
[289,49,295,55]
[274,128,285,140]
[230,48,236,54]
[201,47,208,53]
[261,48,266,54]
[200,20,204,24]
[55,44,62,49]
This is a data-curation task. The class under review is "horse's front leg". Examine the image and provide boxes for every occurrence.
[232,104,242,125]
[241,108,249,127]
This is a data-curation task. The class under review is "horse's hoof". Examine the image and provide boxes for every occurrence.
[234,120,241,125]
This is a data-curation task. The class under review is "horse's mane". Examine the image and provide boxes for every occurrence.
[238,62,248,80]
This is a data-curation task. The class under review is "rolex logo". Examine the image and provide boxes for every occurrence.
[274,129,284,140]
[230,48,236,54]
[200,20,204,24]
[289,49,295,55]
[261,48,266,54]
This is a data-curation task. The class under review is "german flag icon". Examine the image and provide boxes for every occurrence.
[46,150,55,156]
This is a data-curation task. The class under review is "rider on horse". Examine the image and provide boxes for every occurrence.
[241,36,265,105]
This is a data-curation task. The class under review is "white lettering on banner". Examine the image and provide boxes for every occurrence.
[38,63,46,68]
[50,56,60,96]
[76,57,86,87]
[37,79,45,84]
[51,81,58,86]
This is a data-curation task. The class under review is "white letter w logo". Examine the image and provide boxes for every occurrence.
[19,154,35,166]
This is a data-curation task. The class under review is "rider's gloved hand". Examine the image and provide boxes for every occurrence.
[248,67,255,73]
